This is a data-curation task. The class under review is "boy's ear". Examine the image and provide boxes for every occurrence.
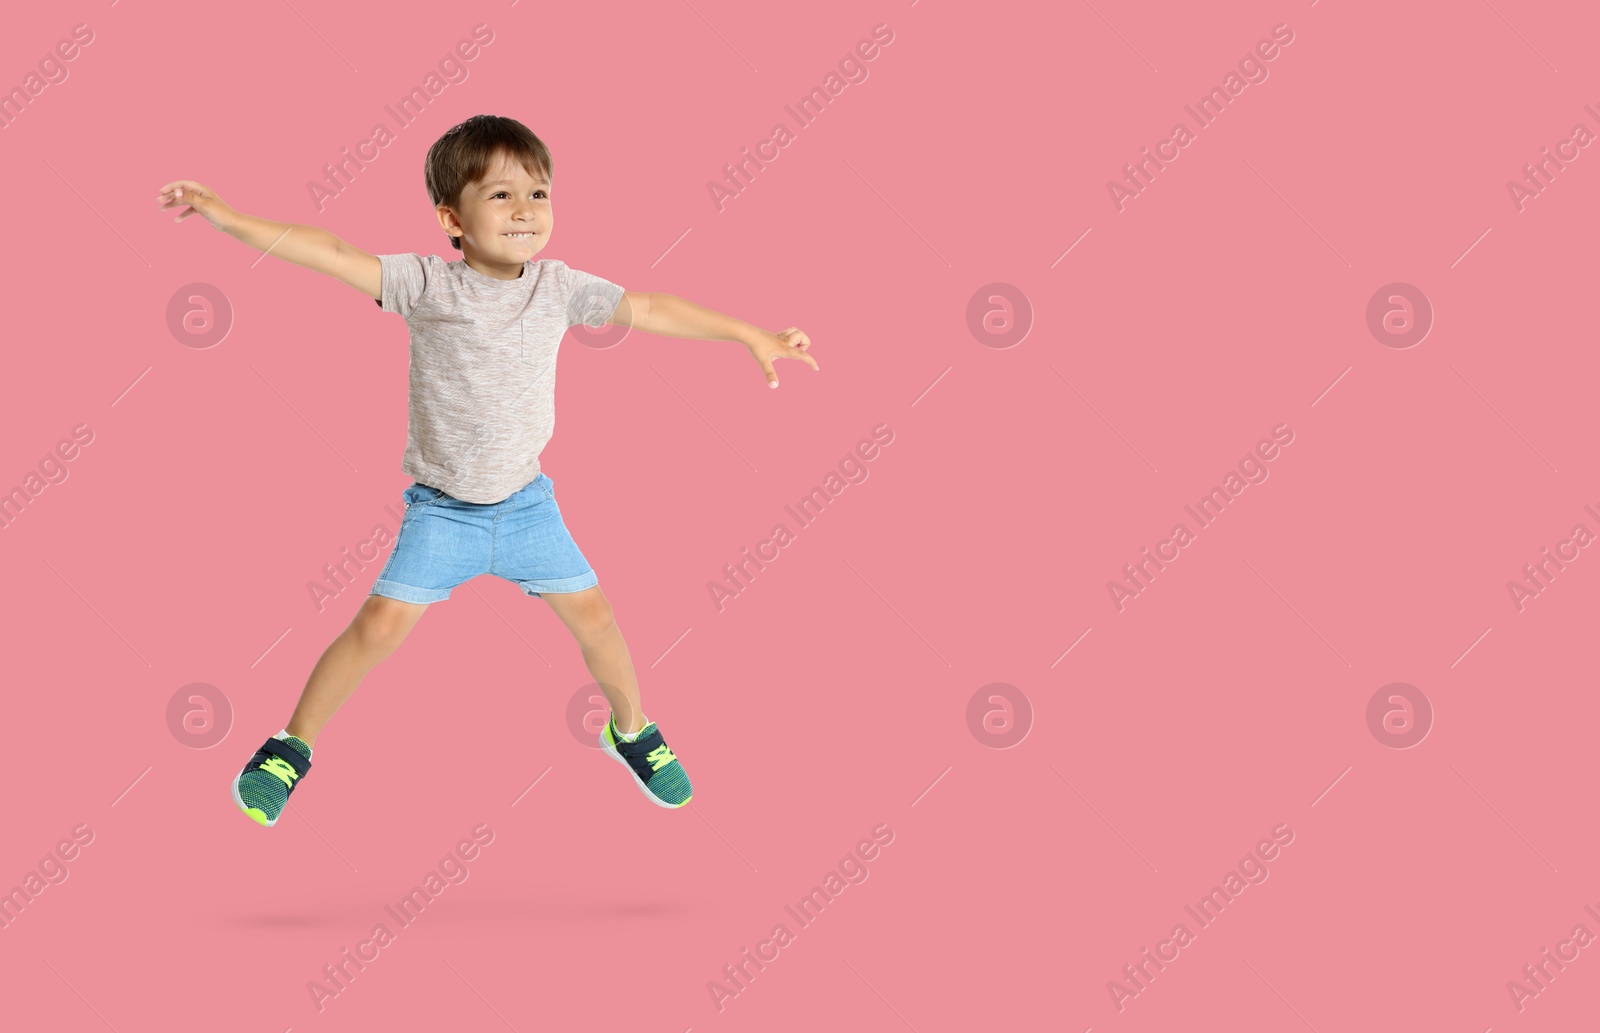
[435,203,456,236]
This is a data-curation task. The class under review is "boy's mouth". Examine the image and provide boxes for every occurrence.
[504,230,538,239]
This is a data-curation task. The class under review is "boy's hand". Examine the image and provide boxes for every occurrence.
[747,327,818,389]
[156,180,234,232]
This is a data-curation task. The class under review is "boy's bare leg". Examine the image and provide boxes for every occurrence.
[284,594,430,746]
[541,586,645,734]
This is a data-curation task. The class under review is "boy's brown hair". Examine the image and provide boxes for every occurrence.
[424,114,553,251]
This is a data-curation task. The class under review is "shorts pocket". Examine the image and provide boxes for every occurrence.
[403,483,448,508]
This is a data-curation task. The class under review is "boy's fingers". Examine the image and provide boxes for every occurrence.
[157,181,206,204]
[782,332,815,365]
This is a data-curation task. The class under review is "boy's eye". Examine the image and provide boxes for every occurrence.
[490,191,548,199]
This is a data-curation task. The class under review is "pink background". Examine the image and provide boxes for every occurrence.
[3,0,1598,1029]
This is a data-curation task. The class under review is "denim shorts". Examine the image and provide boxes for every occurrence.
[370,472,598,604]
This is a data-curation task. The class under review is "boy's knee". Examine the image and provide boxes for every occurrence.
[354,596,424,650]
[568,592,615,638]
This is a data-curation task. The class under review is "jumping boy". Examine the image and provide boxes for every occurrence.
[157,114,817,823]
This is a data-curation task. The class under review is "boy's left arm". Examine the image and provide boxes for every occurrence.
[609,292,818,389]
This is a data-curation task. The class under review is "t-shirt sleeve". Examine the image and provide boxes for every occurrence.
[375,253,432,317]
[563,264,627,328]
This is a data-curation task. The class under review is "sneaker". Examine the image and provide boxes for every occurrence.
[231,735,313,826]
[599,714,692,808]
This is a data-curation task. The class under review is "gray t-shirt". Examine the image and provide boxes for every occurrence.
[375,254,625,504]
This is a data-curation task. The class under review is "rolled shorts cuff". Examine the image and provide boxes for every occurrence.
[369,579,453,604]
[516,570,599,597]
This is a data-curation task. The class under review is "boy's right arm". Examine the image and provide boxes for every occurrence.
[157,180,381,300]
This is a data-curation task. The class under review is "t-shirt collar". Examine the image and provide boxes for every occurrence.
[459,258,531,287]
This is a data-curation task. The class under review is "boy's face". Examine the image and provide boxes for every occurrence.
[439,152,552,271]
